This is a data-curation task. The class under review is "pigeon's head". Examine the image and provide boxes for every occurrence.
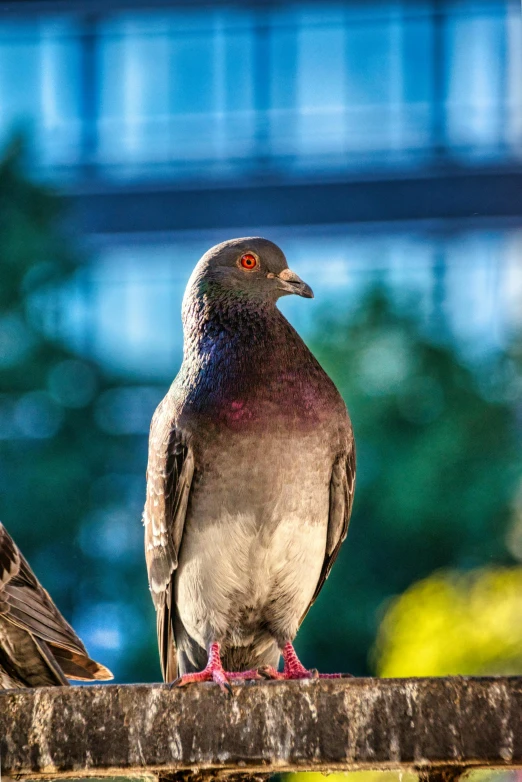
[188,237,314,305]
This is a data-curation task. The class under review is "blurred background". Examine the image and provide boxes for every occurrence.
[1,0,522,694]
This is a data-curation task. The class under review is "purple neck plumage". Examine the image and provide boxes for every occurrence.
[176,282,337,429]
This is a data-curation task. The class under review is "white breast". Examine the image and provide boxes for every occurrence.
[175,504,328,650]
[174,421,336,650]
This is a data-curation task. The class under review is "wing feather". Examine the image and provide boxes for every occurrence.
[144,397,194,682]
[0,522,113,684]
[301,443,356,621]
[156,583,177,683]
[0,524,21,588]
[49,646,113,681]
[5,585,89,653]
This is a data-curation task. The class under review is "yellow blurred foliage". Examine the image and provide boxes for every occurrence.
[374,568,522,677]
[289,772,416,782]
[288,774,515,782]
[288,571,522,782]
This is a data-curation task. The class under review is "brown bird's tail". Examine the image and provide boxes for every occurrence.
[0,521,113,687]
[49,645,113,681]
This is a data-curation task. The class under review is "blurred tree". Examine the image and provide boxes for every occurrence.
[296,290,521,676]
[375,566,522,676]
[0,138,160,683]
[2,135,520,684]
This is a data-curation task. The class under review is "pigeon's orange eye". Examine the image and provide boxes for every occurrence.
[240,253,257,270]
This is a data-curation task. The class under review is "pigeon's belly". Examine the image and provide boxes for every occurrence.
[175,430,332,649]
[176,512,327,649]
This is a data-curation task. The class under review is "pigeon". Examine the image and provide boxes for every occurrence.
[0,522,113,688]
[144,237,355,691]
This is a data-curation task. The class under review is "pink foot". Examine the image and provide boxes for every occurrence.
[172,643,261,694]
[260,642,352,680]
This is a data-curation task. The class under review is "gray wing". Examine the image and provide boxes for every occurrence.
[301,443,356,622]
[144,398,195,682]
[0,523,113,685]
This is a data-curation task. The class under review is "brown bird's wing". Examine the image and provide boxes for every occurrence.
[0,523,21,599]
[144,399,195,682]
[301,443,356,623]
[0,523,113,685]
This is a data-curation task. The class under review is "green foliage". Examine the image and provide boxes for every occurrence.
[0,137,74,311]
[0,138,160,683]
[0,136,89,556]
[297,291,521,676]
[1,138,520,684]
[375,566,522,677]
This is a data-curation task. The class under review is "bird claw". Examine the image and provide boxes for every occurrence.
[258,653,319,680]
[215,673,234,697]
[170,668,233,696]
[167,642,351,692]
[258,665,282,680]
[259,644,353,680]
[168,642,262,696]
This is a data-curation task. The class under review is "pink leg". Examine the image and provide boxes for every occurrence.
[172,642,262,694]
[261,642,352,680]
[173,642,232,694]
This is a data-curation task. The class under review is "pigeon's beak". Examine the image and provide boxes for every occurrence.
[277,268,314,299]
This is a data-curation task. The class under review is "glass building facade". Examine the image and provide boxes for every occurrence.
[30,225,522,380]
[0,1,520,178]
[6,0,519,382]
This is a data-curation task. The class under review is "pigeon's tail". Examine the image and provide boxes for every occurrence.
[157,593,178,683]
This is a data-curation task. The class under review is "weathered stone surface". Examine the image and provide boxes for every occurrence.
[0,677,521,779]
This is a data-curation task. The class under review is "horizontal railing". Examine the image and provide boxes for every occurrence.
[1,676,521,780]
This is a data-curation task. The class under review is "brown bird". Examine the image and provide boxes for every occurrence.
[0,522,112,688]
[144,238,355,691]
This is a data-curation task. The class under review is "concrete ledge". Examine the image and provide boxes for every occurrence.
[1,677,521,779]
